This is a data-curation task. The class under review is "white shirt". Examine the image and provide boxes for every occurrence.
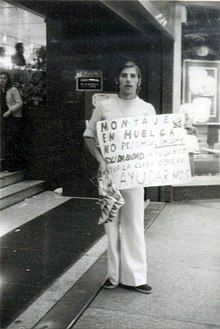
[83,95,156,139]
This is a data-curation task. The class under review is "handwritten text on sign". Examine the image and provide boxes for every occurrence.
[97,114,191,189]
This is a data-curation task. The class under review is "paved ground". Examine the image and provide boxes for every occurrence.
[73,200,220,329]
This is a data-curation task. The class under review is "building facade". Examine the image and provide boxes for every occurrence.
[1,0,220,200]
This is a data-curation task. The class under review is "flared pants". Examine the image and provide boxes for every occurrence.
[104,187,147,286]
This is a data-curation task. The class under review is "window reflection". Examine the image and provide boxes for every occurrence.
[182,60,220,178]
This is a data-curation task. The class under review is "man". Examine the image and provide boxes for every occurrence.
[11,43,26,67]
[83,61,156,294]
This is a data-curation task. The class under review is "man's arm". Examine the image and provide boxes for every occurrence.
[84,137,107,177]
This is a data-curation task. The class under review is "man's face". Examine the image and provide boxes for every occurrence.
[118,67,140,98]
[17,46,24,55]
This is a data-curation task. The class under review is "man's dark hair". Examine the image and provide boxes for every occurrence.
[0,71,13,90]
[15,42,24,51]
[115,61,142,93]
[117,61,141,79]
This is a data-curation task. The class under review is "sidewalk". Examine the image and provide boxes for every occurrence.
[73,200,220,329]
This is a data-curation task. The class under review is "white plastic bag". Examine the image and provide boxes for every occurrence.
[98,172,125,225]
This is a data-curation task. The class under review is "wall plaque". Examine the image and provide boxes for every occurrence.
[76,70,103,91]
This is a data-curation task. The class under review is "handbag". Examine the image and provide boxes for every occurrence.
[97,172,125,225]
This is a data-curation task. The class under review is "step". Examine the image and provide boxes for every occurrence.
[0,191,72,237]
[0,171,24,188]
[0,180,45,210]
[171,176,220,201]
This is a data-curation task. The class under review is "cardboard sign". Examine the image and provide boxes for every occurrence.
[97,114,191,190]
[92,93,118,107]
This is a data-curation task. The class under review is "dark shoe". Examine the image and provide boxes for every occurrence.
[134,284,152,294]
[103,279,118,290]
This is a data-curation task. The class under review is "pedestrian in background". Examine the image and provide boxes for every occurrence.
[11,42,26,67]
[83,61,156,294]
[0,71,24,171]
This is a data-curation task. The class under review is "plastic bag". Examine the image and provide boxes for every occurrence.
[98,172,125,225]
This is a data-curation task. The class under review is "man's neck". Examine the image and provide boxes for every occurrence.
[119,93,137,100]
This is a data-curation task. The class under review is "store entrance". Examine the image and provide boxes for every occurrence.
[0,0,46,172]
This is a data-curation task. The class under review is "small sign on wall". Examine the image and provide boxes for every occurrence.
[76,70,103,91]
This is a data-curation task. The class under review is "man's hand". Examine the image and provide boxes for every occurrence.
[98,159,107,178]
[84,137,108,177]
[3,111,11,118]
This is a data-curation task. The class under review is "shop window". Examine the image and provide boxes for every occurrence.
[181,59,220,177]
[0,1,46,106]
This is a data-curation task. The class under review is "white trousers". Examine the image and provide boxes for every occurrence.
[104,187,147,286]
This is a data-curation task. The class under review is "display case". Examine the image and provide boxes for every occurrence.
[182,59,220,177]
